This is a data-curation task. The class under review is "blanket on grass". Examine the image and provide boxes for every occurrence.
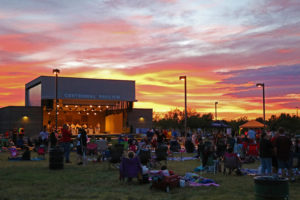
[168,156,198,161]
[8,157,45,161]
[181,172,219,187]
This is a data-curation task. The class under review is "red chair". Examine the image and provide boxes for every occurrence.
[150,171,180,192]
[247,144,258,156]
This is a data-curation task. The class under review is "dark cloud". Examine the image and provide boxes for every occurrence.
[221,64,300,98]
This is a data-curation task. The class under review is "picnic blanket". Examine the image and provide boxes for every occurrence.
[181,172,219,187]
[8,157,45,161]
[241,168,259,176]
[168,156,198,161]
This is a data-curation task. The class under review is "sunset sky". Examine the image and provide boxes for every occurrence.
[0,0,299,120]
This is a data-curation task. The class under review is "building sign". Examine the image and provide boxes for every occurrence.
[64,93,121,100]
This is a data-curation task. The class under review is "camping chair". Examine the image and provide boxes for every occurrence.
[150,171,180,192]
[169,140,181,160]
[109,144,124,168]
[87,143,98,161]
[138,148,151,166]
[119,156,142,182]
[205,155,219,174]
[247,143,258,160]
[37,145,46,159]
[151,144,168,168]
[96,139,108,161]
[223,154,241,175]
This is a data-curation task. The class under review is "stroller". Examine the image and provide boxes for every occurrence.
[87,143,98,162]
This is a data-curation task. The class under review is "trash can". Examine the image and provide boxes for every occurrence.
[49,147,64,170]
[254,176,289,200]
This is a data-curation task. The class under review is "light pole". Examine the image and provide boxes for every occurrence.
[256,83,265,127]
[53,69,60,132]
[215,102,218,121]
[179,75,187,138]
[296,107,299,118]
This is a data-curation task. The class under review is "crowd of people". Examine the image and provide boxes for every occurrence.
[1,124,300,182]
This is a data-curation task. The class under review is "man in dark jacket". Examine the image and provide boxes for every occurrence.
[259,132,273,175]
[275,128,292,178]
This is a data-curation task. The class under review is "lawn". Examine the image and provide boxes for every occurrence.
[0,151,299,200]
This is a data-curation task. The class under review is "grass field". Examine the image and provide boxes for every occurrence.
[0,151,299,200]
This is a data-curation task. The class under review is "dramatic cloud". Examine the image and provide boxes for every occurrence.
[0,0,299,119]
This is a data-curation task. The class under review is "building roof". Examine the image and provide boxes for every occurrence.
[25,76,136,102]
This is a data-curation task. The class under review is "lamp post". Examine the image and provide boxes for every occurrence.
[53,69,60,132]
[215,102,218,121]
[296,107,299,118]
[256,83,265,127]
[179,75,187,138]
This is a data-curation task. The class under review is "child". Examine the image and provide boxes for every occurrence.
[161,165,170,176]
[22,146,31,160]
[129,140,138,153]
[141,164,150,183]
[37,144,46,159]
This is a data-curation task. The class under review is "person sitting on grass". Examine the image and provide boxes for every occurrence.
[8,146,31,161]
[160,165,170,176]
[141,164,150,184]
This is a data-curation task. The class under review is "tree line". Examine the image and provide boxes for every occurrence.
[153,109,300,135]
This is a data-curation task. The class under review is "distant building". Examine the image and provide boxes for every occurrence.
[0,76,152,137]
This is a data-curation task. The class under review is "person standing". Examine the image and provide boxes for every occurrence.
[61,124,72,163]
[259,132,273,175]
[49,131,57,148]
[77,128,88,165]
[248,129,256,143]
[39,126,49,150]
[275,128,293,179]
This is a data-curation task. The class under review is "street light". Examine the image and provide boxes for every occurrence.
[53,68,60,132]
[296,107,299,118]
[215,102,218,121]
[256,83,265,127]
[179,75,187,138]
